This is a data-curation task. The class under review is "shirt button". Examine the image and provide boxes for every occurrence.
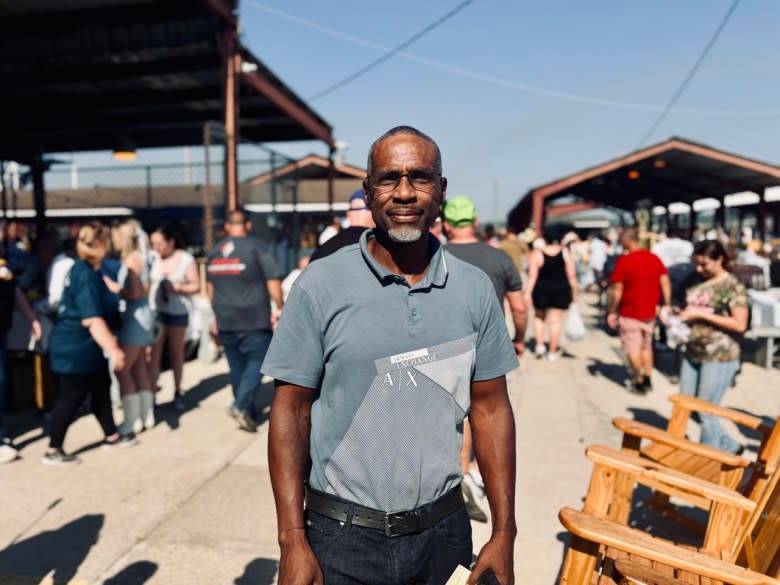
[411,309,418,316]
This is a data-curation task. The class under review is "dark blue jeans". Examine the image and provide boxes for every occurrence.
[306,504,472,585]
[0,332,6,439]
[218,329,272,419]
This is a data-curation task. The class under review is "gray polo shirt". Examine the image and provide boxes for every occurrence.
[262,229,517,512]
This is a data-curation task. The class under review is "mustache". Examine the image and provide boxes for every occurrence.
[388,206,424,214]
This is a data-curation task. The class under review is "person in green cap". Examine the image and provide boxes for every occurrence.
[442,195,528,524]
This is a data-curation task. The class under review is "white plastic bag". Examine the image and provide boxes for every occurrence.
[564,303,586,341]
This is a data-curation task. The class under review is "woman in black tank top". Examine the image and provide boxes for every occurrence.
[525,233,579,362]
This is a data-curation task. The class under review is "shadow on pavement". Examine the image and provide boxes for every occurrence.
[626,485,703,547]
[0,513,103,583]
[585,358,628,389]
[234,558,278,585]
[5,408,49,446]
[103,560,158,584]
[554,531,569,585]
[626,408,669,430]
[157,372,230,431]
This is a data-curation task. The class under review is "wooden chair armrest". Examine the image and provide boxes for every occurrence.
[586,445,755,511]
[559,507,780,585]
[668,394,770,431]
[613,418,750,468]
[614,558,694,585]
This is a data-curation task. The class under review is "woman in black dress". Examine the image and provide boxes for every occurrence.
[525,231,579,362]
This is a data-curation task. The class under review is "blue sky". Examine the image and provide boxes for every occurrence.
[76,1,780,222]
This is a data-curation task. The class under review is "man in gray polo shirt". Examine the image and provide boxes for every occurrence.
[263,126,518,585]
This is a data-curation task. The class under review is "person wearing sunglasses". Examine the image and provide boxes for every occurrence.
[264,126,518,585]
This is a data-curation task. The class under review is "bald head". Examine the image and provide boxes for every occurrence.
[225,210,250,237]
[366,125,442,178]
[621,227,640,250]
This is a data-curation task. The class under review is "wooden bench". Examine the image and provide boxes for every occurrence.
[745,326,780,369]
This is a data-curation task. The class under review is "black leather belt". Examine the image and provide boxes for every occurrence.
[305,486,464,538]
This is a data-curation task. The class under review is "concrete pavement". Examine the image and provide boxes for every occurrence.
[1,292,778,585]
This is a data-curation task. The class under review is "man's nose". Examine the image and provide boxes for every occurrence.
[393,175,417,201]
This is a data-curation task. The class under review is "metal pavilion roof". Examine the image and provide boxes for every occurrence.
[508,137,780,232]
[0,0,334,163]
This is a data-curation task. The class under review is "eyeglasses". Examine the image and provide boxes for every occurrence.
[369,169,440,194]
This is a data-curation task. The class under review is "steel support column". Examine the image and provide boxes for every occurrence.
[221,33,240,212]
[714,197,725,231]
[531,190,546,235]
[203,123,215,253]
[758,188,768,240]
[32,154,46,239]
[327,146,335,211]
[688,206,696,240]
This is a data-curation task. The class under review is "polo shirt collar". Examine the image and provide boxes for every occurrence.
[359,229,448,289]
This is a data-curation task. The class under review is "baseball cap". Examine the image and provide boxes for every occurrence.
[443,196,477,227]
[348,189,367,210]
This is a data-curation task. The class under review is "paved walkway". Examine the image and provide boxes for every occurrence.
[1,292,778,585]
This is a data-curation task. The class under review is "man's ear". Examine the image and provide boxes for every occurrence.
[440,176,447,199]
[362,178,373,206]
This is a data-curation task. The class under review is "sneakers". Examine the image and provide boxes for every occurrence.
[547,351,560,363]
[461,472,489,523]
[172,395,187,412]
[101,434,139,450]
[534,344,547,358]
[0,439,20,464]
[42,449,80,466]
[628,376,652,395]
[235,410,258,433]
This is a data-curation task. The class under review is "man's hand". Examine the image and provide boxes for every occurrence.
[31,319,42,342]
[278,531,323,585]
[606,311,618,330]
[271,307,283,330]
[679,306,713,324]
[512,340,524,356]
[102,275,121,295]
[468,530,515,585]
[109,346,126,372]
[658,305,672,326]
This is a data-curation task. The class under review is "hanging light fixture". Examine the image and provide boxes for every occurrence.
[112,136,137,161]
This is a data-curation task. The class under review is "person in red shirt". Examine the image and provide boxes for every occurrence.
[607,228,671,393]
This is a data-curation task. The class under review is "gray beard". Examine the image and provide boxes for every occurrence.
[387,227,422,243]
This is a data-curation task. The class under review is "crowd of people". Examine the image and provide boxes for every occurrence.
[0,221,210,464]
[0,125,776,583]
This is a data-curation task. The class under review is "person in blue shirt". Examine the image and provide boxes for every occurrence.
[0,263,42,464]
[44,222,132,465]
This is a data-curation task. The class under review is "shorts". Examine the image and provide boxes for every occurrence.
[618,316,655,355]
[119,304,155,347]
[159,312,189,328]
[532,290,571,310]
